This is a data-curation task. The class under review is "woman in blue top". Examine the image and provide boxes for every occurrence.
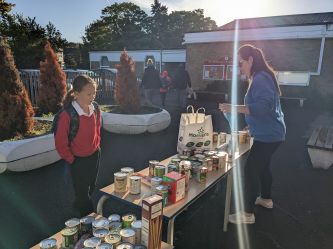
[219,44,286,224]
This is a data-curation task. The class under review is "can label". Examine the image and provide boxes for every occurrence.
[154,165,166,178]
[114,172,127,193]
[129,176,141,194]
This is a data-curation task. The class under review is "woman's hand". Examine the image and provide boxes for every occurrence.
[219,103,232,113]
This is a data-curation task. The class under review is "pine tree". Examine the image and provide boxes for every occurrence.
[114,50,140,113]
[37,41,67,114]
[0,37,34,140]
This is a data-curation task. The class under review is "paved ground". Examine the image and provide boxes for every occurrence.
[0,91,333,249]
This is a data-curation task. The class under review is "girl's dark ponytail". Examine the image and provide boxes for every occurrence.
[63,89,75,108]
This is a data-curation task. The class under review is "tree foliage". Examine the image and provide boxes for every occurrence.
[37,42,67,114]
[83,1,217,51]
[0,11,67,69]
[0,38,34,140]
[114,51,140,113]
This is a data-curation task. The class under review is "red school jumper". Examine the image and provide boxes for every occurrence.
[55,110,101,164]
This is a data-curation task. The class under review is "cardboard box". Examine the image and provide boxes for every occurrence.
[162,171,185,203]
[141,195,163,249]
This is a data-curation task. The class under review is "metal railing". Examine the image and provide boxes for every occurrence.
[20,69,116,106]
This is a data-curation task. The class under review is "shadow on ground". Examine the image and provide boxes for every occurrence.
[0,95,333,249]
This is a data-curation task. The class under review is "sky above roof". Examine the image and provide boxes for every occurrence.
[8,0,333,42]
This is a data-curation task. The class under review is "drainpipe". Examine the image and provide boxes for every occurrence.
[310,25,328,76]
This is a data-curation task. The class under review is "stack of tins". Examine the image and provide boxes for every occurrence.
[39,213,149,249]
[141,195,163,249]
[114,167,142,195]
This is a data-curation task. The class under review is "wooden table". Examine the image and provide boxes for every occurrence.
[30,213,173,249]
[97,139,252,245]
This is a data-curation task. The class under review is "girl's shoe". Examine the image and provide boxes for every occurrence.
[255,197,273,209]
[228,212,255,224]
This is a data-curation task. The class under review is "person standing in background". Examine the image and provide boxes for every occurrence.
[173,63,192,108]
[219,44,286,224]
[160,70,172,107]
[141,59,161,106]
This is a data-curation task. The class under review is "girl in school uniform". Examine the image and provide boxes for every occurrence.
[55,75,101,216]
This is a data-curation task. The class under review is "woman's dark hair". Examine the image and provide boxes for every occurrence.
[63,74,97,107]
[238,44,282,96]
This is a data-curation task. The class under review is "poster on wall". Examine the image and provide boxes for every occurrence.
[203,65,224,80]
[202,57,233,80]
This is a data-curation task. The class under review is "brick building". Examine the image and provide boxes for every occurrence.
[183,12,333,104]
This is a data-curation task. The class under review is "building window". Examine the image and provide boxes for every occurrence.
[100,56,110,68]
[276,71,310,86]
[203,65,224,80]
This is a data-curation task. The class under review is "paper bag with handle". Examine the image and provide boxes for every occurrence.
[177,105,213,154]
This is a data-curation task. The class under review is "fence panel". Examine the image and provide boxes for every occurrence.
[20,69,115,106]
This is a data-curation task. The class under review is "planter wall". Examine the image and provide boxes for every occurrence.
[0,134,60,173]
[102,109,171,134]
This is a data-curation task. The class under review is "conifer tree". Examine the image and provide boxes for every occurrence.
[0,37,34,140]
[114,50,140,113]
[37,41,66,114]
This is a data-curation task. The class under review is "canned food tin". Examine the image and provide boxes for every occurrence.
[156,185,168,206]
[108,214,121,223]
[80,216,95,235]
[219,132,227,144]
[83,237,102,248]
[212,155,219,170]
[120,228,136,244]
[97,243,114,249]
[213,132,218,143]
[65,218,80,235]
[148,160,159,177]
[204,158,212,172]
[150,177,162,194]
[129,176,141,195]
[216,152,227,168]
[154,165,166,178]
[109,221,122,231]
[61,227,78,248]
[93,228,110,241]
[167,163,177,173]
[105,234,121,247]
[198,166,208,183]
[170,158,181,166]
[131,220,142,244]
[133,245,147,249]
[121,167,134,186]
[238,131,247,144]
[194,154,205,161]
[122,214,136,228]
[93,218,110,232]
[116,243,134,249]
[114,172,127,193]
[182,148,192,157]
[178,155,189,160]
[39,238,57,249]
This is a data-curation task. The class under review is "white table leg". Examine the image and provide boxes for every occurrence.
[223,171,233,232]
[167,217,175,245]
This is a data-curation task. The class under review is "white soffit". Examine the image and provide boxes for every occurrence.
[184,25,333,44]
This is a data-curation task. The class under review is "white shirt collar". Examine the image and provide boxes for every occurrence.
[72,101,95,117]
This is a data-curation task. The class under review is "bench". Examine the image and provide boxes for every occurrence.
[307,126,333,169]
[280,96,306,107]
[194,90,229,102]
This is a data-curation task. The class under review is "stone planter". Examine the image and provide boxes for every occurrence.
[0,119,60,173]
[0,134,61,173]
[102,107,171,134]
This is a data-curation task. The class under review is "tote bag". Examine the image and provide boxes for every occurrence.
[177,106,213,154]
